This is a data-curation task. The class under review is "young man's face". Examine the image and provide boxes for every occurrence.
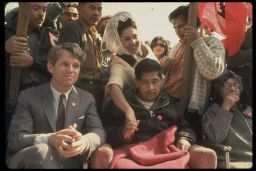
[171,16,186,41]
[47,49,80,92]
[77,2,102,27]
[136,71,162,102]
[29,2,47,29]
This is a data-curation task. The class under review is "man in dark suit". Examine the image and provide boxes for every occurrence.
[6,43,106,168]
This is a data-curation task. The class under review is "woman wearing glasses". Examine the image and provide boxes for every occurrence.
[202,70,252,168]
[150,36,169,61]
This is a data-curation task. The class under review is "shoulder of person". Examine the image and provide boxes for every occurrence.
[19,83,49,97]
[203,36,222,46]
[74,86,94,99]
[59,20,81,35]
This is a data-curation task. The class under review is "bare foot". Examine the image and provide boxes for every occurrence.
[91,143,114,168]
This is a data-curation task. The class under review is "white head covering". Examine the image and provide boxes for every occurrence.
[103,11,142,55]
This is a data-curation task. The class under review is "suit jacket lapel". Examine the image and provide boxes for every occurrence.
[65,88,80,128]
[41,83,56,131]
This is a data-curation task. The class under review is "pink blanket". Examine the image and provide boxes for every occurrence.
[109,126,190,168]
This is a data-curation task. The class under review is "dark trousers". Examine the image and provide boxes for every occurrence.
[76,79,104,115]
[184,110,203,145]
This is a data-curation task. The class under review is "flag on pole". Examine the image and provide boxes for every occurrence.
[198,2,248,56]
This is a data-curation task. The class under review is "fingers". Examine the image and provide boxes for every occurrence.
[184,25,200,42]
[178,144,191,151]
[59,128,80,137]
[60,141,84,158]
[228,94,240,102]
[123,119,140,139]
[10,51,33,67]
[63,145,84,158]
[5,36,28,54]
[72,123,77,129]
[177,138,191,151]
[70,139,82,148]
[123,129,136,140]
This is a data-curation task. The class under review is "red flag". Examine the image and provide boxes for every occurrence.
[198,2,248,56]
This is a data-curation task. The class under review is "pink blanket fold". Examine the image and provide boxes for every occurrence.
[109,126,190,168]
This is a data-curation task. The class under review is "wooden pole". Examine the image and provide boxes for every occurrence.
[8,3,30,109]
[180,2,198,113]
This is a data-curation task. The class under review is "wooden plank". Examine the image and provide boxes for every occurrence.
[180,2,198,112]
[8,3,30,109]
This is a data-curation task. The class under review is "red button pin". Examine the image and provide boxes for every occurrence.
[71,102,76,107]
[157,115,162,120]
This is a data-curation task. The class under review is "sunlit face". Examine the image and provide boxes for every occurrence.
[29,2,47,29]
[152,40,166,60]
[171,16,186,41]
[47,49,80,92]
[136,71,162,102]
[78,2,102,27]
[120,27,139,54]
[222,78,241,99]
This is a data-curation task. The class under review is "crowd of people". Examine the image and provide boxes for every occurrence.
[5,2,252,169]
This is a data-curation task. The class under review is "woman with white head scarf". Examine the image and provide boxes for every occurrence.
[103,11,158,139]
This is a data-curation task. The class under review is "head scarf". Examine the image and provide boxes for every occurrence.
[103,11,142,55]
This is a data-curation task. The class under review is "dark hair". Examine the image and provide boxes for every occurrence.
[65,4,78,8]
[168,5,200,27]
[117,18,137,36]
[150,36,169,58]
[135,58,162,80]
[47,43,86,65]
[211,70,243,105]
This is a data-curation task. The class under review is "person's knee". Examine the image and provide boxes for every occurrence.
[189,145,217,168]
[32,144,50,159]
[8,144,51,168]
[91,143,114,169]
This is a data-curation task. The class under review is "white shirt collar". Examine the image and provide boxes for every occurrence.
[50,83,77,101]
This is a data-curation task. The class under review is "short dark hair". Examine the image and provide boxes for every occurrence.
[135,58,162,80]
[47,43,86,65]
[117,18,137,36]
[65,3,78,9]
[211,70,243,105]
[168,5,188,23]
[168,5,200,27]
[150,36,169,58]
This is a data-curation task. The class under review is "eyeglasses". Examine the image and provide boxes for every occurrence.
[223,82,241,89]
[63,12,79,18]
[155,43,166,48]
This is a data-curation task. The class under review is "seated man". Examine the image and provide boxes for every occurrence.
[91,58,217,168]
[6,43,106,168]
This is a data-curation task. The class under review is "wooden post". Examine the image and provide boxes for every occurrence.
[180,2,198,113]
[8,3,30,109]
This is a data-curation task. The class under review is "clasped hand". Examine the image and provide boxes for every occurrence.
[48,123,87,158]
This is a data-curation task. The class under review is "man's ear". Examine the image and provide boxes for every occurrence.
[47,62,54,74]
